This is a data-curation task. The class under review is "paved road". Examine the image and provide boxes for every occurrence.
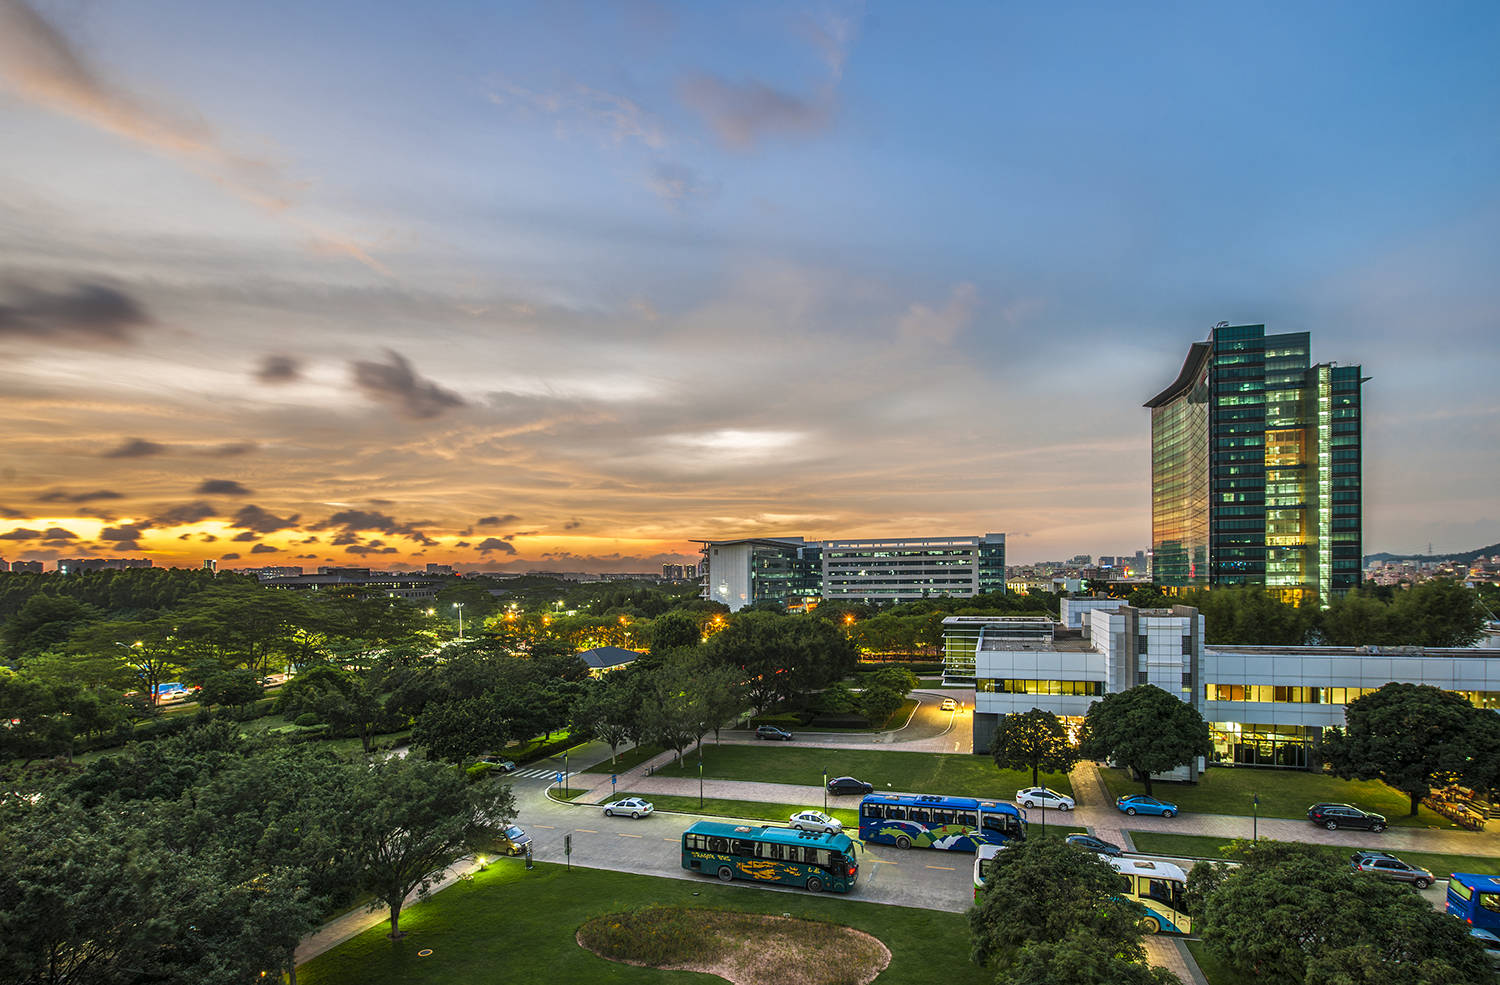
[708,688,974,753]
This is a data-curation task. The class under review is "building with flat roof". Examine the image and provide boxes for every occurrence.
[950,603,1500,771]
[1146,323,1365,599]
[698,533,1004,612]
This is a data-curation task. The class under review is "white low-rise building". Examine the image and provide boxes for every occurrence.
[950,603,1500,772]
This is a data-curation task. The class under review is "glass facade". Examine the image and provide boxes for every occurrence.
[978,679,1104,696]
[749,542,822,606]
[1210,722,1314,768]
[1146,325,1363,600]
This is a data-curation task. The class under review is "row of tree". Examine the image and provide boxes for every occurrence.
[1111,579,1489,648]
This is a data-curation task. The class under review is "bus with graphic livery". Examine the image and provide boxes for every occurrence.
[1448,872,1500,932]
[859,792,1026,852]
[1108,857,1192,934]
[681,821,859,893]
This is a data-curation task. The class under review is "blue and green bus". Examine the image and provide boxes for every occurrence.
[859,793,1026,852]
[681,821,859,893]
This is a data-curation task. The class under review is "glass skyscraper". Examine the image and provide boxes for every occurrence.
[1145,324,1364,599]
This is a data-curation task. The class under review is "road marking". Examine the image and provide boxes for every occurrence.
[534,824,556,829]
[575,828,598,834]
[663,838,680,843]
[925,865,956,871]
[871,860,897,865]
[618,833,643,838]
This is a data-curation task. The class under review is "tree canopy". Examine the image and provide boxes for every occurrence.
[1078,685,1211,795]
[990,707,1080,787]
[1318,682,1500,815]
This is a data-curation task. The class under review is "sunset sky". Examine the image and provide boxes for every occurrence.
[2,0,1497,573]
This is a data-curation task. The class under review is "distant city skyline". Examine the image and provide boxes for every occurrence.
[3,0,1498,571]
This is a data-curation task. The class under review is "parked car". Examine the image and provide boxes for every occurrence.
[755,725,795,741]
[1349,850,1433,888]
[1017,787,1075,811]
[940,698,958,711]
[497,824,531,856]
[603,797,654,819]
[476,755,517,772]
[827,776,874,796]
[1307,803,1386,832]
[1116,794,1178,818]
[1066,833,1123,857]
[788,809,843,834]
[1471,928,1500,971]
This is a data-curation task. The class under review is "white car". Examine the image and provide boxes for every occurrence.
[603,797,653,819]
[1016,787,1075,811]
[940,698,958,711]
[788,810,843,834]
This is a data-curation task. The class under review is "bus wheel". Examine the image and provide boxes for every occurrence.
[1141,916,1161,935]
[717,866,734,882]
[895,835,912,850]
[806,877,823,893]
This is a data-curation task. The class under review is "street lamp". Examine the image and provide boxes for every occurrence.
[699,753,704,809]
[452,602,465,638]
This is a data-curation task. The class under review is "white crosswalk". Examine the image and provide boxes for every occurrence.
[509,767,580,781]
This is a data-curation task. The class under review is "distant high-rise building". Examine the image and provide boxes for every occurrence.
[10,560,44,574]
[426,563,454,576]
[203,559,217,572]
[1146,323,1365,599]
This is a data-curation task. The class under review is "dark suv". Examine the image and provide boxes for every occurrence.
[755,725,794,741]
[1307,803,1386,832]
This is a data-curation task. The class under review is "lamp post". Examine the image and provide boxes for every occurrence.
[823,767,828,812]
[563,752,569,798]
[452,602,464,639]
[1252,792,1259,842]
[699,753,704,809]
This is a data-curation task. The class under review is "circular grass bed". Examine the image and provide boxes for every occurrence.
[578,906,891,985]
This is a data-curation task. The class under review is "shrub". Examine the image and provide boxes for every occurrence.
[293,712,321,728]
[466,761,495,782]
[749,712,804,728]
[809,713,872,729]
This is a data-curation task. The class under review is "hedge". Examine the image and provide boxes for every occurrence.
[808,713,872,729]
[852,661,943,675]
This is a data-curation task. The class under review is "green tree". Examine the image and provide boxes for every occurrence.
[1077,685,1211,795]
[1008,934,1180,985]
[969,837,1145,970]
[1318,590,1395,646]
[640,652,713,763]
[348,757,515,939]
[859,684,904,728]
[647,610,701,652]
[198,668,262,711]
[0,671,75,765]
[1200,839,1491,984]
[0,594,99,661]
[1318,682,1500,816]
[990,707,1080,787]
[1392,578,1487,647]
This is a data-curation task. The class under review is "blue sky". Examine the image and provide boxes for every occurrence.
[1,0,1497,570]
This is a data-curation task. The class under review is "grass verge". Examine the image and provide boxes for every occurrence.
[1099,766,1450,827]
[579,743,666,775]
[1185,939,1251,985]
[297,861,990,985]
[621,792,859,830]
[1127,830,1500,877]
[647,745,1072,802]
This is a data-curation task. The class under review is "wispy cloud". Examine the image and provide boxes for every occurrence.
[102,437,167,459]
[488,80,666,149]
[255,354,301,384]
[678,74,832,149]
[898,282,977,345]
[350,350,466,419]
[0,281,150,345]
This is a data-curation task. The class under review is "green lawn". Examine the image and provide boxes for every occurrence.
[800,698,921,732]
[619,792,860,830]
[298,861,992,985]
[1185,939,1251,985]
[1099,767,1451,828]
[579,743,666,775]
[1127,831,1500,877]
[647,745,1072,802]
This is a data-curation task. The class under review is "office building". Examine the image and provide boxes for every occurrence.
[950,603,1500,770]
[699,533,1005,612]
[1146,323,1365,599]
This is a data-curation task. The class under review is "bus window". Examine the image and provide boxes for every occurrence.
[862,803,884,819]
[886,806,907,821]
[709,837,727,853]
[1004,815,1024,837]
[768,843,785,860]
[909,808,930,824]
[1482,893,1500,913]
[981,813,1005,832]
[1145,879,1175,905]
[932,810,955,826]
[732,840,754,856]
[955,811,977,827]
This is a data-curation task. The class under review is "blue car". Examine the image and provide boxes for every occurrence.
[1116,794,1178,818]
